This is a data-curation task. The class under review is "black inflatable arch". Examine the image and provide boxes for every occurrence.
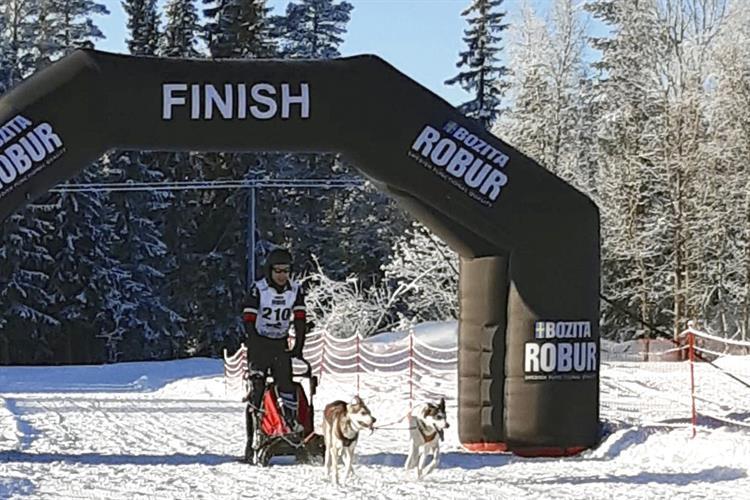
[0,50,600,455]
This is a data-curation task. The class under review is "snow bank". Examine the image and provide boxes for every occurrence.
[0,358,223,393]
[364,320,457,351]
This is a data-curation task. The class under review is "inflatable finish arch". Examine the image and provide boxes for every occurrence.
[0,50,600,455]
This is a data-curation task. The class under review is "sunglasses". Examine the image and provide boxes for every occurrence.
[272,266,291,274]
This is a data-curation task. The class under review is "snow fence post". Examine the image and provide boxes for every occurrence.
[223,348,228,396]
[409,326,414,410]
[688,324,697,438]
[356,333,361,396]
[318,331,326,383]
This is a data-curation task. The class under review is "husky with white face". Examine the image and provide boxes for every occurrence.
[322,396,376,485]
[404,398,450,479]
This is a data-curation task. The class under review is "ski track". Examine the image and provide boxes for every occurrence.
[0,359,749,499]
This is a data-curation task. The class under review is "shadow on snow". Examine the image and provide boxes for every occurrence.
[0,450,238,467]
[533,467,746,486]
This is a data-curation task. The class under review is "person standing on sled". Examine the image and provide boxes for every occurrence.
[242,247,307,438]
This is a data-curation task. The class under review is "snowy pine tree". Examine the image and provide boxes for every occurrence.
[276,0,352,58]
[317,175,410,281]
[496,4,547,159]
[102,152,184,360]
[45,166,120,363]
[203,0,276,58]
[161,0,202,57]
[498,0,588,186]
[93,0,185,360]
[0,0,39,89]
[159,1,204,356]
[34,0,109,68]
[33,0,55,69]
[445,0,508,129]
[124,0,160,56]
[0,207,58,363]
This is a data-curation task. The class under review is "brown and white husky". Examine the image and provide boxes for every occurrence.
[322,396,376,485]
[404,398,449,479]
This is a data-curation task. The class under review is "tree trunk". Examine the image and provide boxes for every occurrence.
[673,167,684,338]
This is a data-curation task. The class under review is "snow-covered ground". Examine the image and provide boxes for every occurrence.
[1,326,749,499]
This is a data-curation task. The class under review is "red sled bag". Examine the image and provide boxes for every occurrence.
[260,383,313,436]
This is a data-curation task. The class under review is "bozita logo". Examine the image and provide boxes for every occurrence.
[408,121,510,206]
[0,115,65,196]
[524,321,598,382]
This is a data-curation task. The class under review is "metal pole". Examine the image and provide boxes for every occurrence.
[248,186,256,288]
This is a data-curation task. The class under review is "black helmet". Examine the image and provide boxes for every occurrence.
[264,248,293,278]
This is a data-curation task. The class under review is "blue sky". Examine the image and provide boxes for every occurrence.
[93,0,549,106]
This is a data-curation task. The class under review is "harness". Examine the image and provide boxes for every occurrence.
[416,419,438,443]
[335,419,358,447]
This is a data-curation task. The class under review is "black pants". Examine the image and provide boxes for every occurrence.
[246,334,293,408]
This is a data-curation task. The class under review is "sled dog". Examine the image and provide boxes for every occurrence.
[404,397,449,479]
[322,396,376,485]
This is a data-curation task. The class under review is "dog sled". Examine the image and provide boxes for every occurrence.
[243,358,326,466]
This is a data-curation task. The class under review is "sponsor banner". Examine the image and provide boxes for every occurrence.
[524,320,598,382]
[408,120,510,206]
[162,82,310,121]
[0,115,66,199]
